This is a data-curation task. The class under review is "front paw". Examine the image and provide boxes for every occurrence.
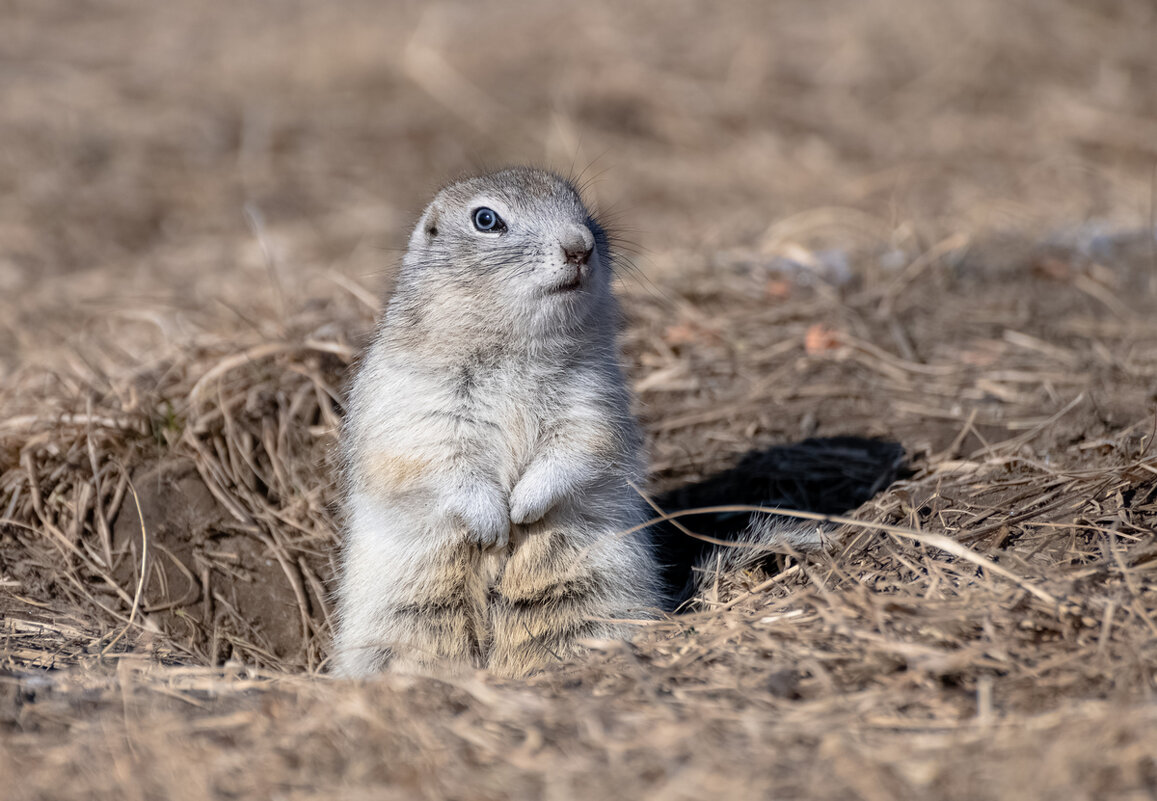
[509,474,556,526]
[446,486,510,549]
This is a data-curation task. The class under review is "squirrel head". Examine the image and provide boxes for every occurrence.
[387,167,615,346]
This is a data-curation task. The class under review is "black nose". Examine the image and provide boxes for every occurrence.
[563,242,593,265]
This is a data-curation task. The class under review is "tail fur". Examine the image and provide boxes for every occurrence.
[655,512,834,609]
[649,437,906,610]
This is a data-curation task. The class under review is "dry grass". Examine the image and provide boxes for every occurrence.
[3,0,1157,798]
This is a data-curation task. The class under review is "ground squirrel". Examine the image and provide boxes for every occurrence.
[332,167,663,678]
[331,167,832,679]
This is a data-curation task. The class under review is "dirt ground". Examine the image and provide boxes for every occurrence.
[3,0,1157,798]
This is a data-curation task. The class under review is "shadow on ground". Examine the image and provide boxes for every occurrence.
[653,437,909,604]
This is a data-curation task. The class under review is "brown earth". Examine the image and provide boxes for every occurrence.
[2,0,1157,799]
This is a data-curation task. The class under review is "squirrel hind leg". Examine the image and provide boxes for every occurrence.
[486,580,608,678]
[332,537,490,677]
[487,526,660,677]
[329,641,393,678]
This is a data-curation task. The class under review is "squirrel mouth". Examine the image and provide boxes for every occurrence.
[549,265,587,294]
[552,276,583,293]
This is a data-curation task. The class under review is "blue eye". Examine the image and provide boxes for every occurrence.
[472,207,505,232]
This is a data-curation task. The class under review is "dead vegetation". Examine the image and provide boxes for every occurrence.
[3,0,1157,798]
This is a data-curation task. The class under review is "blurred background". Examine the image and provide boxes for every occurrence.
[4,9,1157,790]
[2,0,1154,375]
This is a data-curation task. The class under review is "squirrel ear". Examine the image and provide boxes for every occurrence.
[422,205,440,239]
